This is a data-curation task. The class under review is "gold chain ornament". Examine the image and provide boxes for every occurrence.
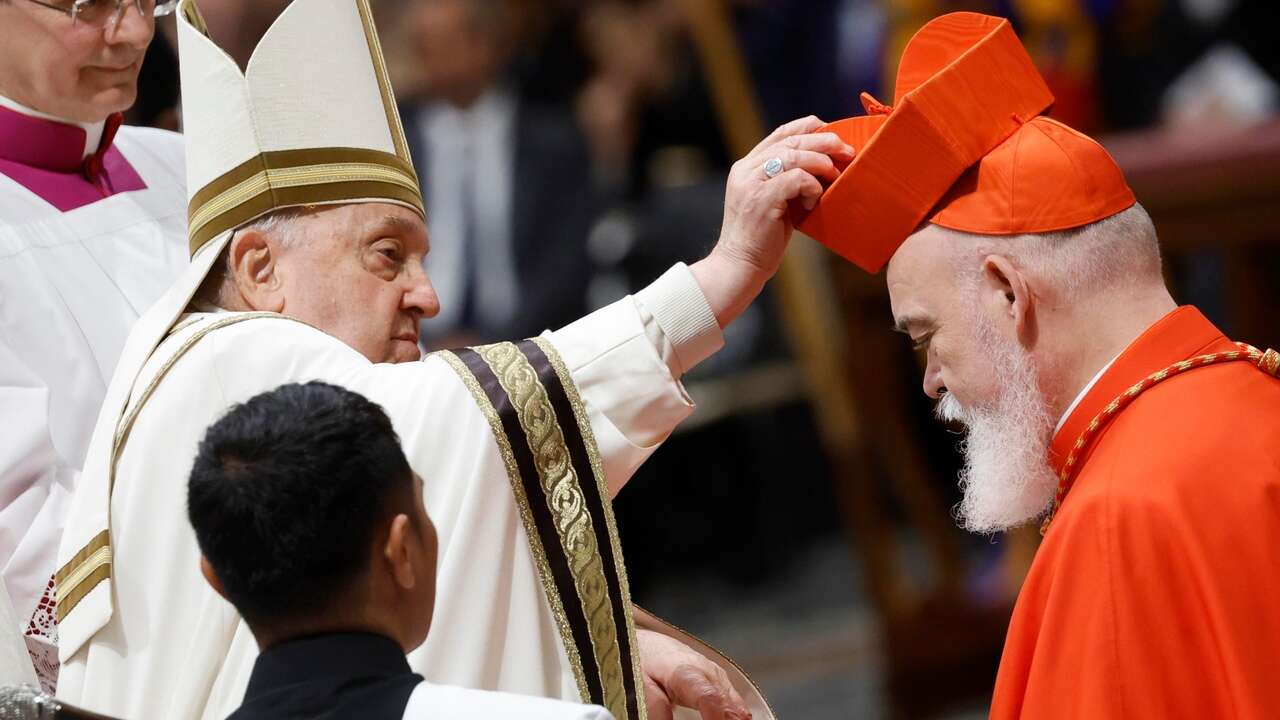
[1041,344,1280,535]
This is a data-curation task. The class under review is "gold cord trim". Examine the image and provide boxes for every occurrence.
[57,312,301,621]
[109,313,283,469]
[356,0,413,164]
[54,529,112,613]
[1043,342,1280,535]
[54,546,110,604]
[1261,348,1280,377]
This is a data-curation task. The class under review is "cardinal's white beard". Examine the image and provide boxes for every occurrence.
[935,314,1058,533]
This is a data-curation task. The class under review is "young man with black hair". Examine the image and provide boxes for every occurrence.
[188,381,612,720]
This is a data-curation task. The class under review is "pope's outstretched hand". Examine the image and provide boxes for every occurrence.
[638,117,852,720]
[690,115,854,329]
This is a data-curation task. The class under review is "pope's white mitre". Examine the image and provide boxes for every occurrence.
[54,0,423,657]
[177,0,422,254]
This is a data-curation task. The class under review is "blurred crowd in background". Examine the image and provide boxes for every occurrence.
[129,1,1280,716]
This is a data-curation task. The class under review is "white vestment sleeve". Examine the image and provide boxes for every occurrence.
[545,263,722,496]
[403,681,616,720]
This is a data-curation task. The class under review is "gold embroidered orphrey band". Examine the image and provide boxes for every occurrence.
[438,339,647,720]
[55,312,286,620]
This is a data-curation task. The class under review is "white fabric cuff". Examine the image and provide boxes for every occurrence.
[634,262,724,377]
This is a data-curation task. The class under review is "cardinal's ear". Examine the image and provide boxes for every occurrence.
[981,254,1036,347]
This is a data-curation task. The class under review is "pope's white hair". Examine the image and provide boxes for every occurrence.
[236,207,309,248]
[192,207,310,309]
[940,203,1162,299]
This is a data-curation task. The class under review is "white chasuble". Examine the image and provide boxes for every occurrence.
[54,265,774,720]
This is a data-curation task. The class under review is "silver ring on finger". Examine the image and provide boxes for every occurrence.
[762,156,785,179]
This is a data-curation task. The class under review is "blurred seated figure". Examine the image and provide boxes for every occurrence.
[399,0,597,347]
[187,381,613,720]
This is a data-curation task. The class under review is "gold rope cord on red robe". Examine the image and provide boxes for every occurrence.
[1043,343,1280,535]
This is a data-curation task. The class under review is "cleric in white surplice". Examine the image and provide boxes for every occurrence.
[0,0,187,688]
[53,0,851,718]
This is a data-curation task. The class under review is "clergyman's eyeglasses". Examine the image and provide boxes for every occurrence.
[23,0,179,28]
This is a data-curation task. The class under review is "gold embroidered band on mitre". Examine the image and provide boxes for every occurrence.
[186,148,423,254]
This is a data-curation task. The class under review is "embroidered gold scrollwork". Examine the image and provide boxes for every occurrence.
[474,342,630,718]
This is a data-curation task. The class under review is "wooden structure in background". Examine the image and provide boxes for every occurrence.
[1105,119,1280,350]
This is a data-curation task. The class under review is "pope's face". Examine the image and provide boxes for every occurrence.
[886,224,1009,410]
[0,1,153,123]
[275,203,440,364]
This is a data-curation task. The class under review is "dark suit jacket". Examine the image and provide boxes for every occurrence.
[228,633,420,720]
[400,96,599,343]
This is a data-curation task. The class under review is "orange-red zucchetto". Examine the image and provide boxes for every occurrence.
[796,12,1135,273]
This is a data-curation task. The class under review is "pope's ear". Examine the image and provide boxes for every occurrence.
[980,254,1036,344]
[227,228,285,313]
[199,555,229,601]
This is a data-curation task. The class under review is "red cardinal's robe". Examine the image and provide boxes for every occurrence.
[991,306,1280,719]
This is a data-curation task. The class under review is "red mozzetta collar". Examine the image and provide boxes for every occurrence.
[1048,306,1233,476]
